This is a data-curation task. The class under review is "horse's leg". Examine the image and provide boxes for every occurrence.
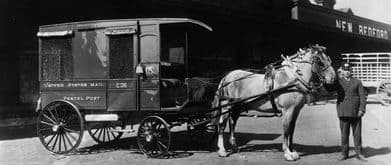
[217,100,230,157]
[229,111,240,153]
[282,107,297,161]
[288,107,301,160]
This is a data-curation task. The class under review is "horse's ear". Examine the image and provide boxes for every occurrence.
[281,54,290,62]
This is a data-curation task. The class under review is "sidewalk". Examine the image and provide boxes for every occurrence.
[0,104,36,128]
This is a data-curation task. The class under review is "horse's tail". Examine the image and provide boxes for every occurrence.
[210,75,227,126]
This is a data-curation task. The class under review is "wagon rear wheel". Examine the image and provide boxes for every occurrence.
[377,80,391,106]
[137,116,171,158]
[88,121,125,144]
[37,101,84,154]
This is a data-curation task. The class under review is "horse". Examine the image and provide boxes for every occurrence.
[212,45,336,161]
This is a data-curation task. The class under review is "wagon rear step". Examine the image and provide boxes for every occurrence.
[109,128,136,133]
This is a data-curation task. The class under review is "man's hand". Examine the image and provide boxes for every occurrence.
[358,111,365,117]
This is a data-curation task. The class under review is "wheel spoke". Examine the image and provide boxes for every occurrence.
[40,121,55,127]
[54,105,61,121]
[51,134,60,151]
[43,113,57,125]
[62,134,68,152]
[157,140,168,150]
[66,132,78,142]
[58,133,62,152]
[63,132,74,148]
[64,127,79,134]
[106,128,111,142]
[156,141,163,152]
[97,128,104,141]
[102,128,106,142]
[45,134,57,146]
[92,129,100,137]
[47,109,59,123]
[39,128,53,131]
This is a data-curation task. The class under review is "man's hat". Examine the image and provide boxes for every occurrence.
[341,62,353,71]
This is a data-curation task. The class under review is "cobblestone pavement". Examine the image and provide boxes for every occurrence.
[0,95,390,165]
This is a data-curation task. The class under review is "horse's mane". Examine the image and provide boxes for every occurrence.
[188,77,219,103]
[191,85,217,103]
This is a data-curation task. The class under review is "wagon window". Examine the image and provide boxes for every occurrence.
[40,37,73,80]
[73,30,108,79]
[160,27,186,64]
[109,35,134,78]
[140,35,158,62]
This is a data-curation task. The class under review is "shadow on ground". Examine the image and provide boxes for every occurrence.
[68,131,280,158]
[240,143,391,158]
[2,125,389,159]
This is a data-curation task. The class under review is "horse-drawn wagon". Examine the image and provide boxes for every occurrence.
[35,18,337,161]
[35,18,221,157]
[342,53,391,106]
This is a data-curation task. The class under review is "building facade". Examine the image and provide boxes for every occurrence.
[0,0,390,115]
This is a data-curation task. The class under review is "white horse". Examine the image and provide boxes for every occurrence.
[212,45,336,161]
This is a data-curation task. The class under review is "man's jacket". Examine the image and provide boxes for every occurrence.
[334,77,367,117]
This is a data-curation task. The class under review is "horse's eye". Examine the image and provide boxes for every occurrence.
[316,59,324,67]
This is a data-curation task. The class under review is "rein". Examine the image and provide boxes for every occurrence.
[284,51,332,93]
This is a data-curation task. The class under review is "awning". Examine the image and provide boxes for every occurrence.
[37,30,74,37]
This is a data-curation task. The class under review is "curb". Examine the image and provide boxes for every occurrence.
[0,117,36,128]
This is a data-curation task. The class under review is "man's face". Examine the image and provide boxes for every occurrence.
[343,69,352,78]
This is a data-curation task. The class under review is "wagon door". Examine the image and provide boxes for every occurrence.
[106,28,138,111]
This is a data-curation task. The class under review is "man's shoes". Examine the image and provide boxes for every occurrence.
[338,154,348,161]
[356,154,367,162]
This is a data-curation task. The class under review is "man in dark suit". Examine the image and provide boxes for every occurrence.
[335,63,367,162]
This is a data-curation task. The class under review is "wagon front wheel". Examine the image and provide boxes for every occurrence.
[137,116,171,158]
[88,121,125,144]
[37,101,84,154]
[377,79,391,106]
[187,119,217,146]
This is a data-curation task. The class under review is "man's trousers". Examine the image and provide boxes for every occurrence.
[339,117,362,156]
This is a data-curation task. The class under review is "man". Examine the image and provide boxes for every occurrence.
[334,63,367,162]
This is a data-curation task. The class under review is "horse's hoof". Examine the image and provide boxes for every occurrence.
[291,151,300,160]
[218,150,229,157]
[284,152,295,161]
[231,146,239,153]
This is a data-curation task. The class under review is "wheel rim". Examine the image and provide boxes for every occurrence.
[377,80,391,106]
[37,101,84,154]
[88,121,125,144]
[137,116,171,158]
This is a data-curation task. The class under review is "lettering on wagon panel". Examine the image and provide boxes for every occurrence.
[63,96,101,101]
[115,82,128,88]
[43,83,65,88]
[90,82,104,87]
[67,83,88,87]
[42,82,105,89]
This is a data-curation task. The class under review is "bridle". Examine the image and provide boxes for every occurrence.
[285,47,332,92]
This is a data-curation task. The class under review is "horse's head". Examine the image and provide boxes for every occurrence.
[292,44,336,87]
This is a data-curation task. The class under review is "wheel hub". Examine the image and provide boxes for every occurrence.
[52,122,64,132]
[146,134,153,142]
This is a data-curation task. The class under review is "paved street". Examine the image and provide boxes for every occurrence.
[0,95,390,165]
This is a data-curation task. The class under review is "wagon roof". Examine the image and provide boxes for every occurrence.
[38,18,213,32]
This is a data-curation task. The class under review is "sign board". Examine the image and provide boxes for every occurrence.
[292,2,391,41]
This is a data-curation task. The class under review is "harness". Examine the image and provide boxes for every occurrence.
[214,46,332,117]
